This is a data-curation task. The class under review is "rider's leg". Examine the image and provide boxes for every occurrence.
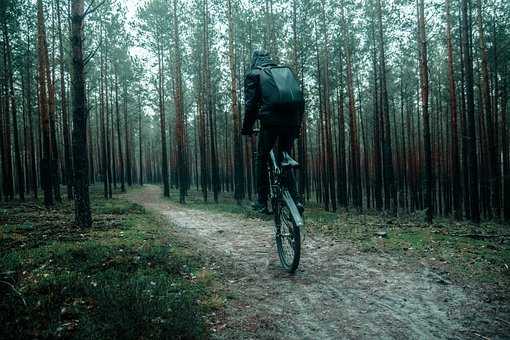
[277,128,303,212]
[255,125,277,210]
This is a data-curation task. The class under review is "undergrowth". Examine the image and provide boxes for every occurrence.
[312,211,509,285]
[0,188,218,340]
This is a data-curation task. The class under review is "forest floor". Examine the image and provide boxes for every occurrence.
[125,185,510,340]
[0,189,219,339]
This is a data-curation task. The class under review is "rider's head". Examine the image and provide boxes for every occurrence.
[250,49,274,69]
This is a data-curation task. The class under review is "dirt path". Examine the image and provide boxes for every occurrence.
[126,185,506,339]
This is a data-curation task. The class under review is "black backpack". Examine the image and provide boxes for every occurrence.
[257,65,304,120]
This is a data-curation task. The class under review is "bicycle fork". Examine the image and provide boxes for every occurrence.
[281,190,304,228]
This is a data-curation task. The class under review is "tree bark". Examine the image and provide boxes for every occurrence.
[114,72,125,192]
[477,0,499,217]
[37,0,54,207]
[25,23,38,198]
[446,0,462,219]
[227,0,244,204]
[2,29,14,201]
[376,0,396,213]
[342,7,361,210]
[337,87,347,207]
[156,39,169,196]
[370,7,383,211]
[55,0,73,200]
[458,7,471,218]
[172,0,188,203]
[123,83,132,186]
[70,0,91,227]
[322,0,336,211]
[204,0,219,202]
[138,94,143,186]
[461,0,481,222]
[44,11,61,203]
[3,21,24,201]
[418,0,433,223]
[502,80,509,221]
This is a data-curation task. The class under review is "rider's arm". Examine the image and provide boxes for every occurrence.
[242,71,260,134]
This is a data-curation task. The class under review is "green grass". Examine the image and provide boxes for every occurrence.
[162,188,510,286]
[302,208,509,285]
[161,187,270,220]
[0,189,218,340]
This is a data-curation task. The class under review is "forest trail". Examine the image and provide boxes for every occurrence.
[125,185,500,339]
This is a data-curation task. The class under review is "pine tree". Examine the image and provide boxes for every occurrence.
[70,0,91,227]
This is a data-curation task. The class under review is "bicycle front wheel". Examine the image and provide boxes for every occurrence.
[274,196,301,273]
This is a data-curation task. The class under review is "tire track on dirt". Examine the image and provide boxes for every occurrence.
[126,185,506,339]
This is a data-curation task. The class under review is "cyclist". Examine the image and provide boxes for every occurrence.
[241,49,304,214]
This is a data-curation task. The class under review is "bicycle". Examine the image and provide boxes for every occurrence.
[252,128,303,273]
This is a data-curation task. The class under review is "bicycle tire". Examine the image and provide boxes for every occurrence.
[274,196,301,273]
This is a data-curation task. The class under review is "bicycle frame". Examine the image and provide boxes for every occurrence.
[268,150,304,229]
[250,128,302,272]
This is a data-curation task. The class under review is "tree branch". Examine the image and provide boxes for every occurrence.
[84,0,107,17]
[84,43,100,66]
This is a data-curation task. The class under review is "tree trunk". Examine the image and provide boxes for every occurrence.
[321,1,336,212]
[57,0,73,200]
[418,0,433,223]
[446,0,462,219]
[313,22,330,211]
[22,73,29,197]
[70,0,91,227]
[342,7,361,210]
[458,7,471,218]
[110,77,117,190]
[138,94,143,186]
[376,0,396,213]
[370,8,383,211]
[123,83,132,186]
[2,32,14,201]
[502,80,509,221]
[477,0,499,218]
[399,67,408,211]
[156,40,169,197]
[105,54,112,198]
[114,72,125,192]
[88,107,94,184]
[461,0,481,222]
[44,15,61,203]
[36,0,54,207]
[198,1,209,202]
[100,29,108,198]
[172,0,188,203]
[337,86,347,207]
[4,21,24,201]
[25,24,38,198]
[227,0,244,204]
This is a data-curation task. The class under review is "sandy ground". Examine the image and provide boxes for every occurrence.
[125,185,509,340]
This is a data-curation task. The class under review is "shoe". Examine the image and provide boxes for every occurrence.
[252,201,270,215]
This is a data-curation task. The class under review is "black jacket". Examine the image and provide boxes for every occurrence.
[242,52,303,132]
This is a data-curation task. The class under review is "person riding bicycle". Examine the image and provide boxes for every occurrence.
[241,49,304,214]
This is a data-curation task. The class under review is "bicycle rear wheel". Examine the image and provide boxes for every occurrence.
[274,198,301,273]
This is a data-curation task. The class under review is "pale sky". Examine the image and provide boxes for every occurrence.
[123,0,151,61]
[124,0,142,19]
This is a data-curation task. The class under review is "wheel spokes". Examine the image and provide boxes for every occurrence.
[278,206,296,266]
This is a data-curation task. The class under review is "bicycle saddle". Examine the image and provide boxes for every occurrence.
[280,152,299,168]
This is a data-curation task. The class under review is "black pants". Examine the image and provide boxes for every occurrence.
[256,125,298,203]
